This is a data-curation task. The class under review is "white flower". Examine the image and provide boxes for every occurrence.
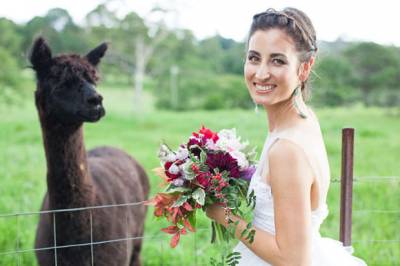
[158,144,176,163]
[205,139,218,150]
[176,146,189,160]
[168,163,180,175]
[230,150,249,170]
[172,178,185,187]
[216,128,246,152]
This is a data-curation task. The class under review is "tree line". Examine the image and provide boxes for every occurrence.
[1,4,399,110]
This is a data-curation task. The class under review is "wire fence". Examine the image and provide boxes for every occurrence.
[0,176,399,265]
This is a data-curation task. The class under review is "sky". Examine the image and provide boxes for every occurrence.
[1,0,399,46]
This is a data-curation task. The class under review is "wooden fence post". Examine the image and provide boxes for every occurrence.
[340,128,355,247]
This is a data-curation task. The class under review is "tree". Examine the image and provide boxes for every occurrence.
[344,42,400,106]
[313,55,359,106]
[0,18,23,62]
[20,8,87,57]
[85,4,171,112]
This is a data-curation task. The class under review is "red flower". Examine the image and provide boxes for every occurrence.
[191,163,200,173]
[199,126,219,143]
[188,126,219,157]
[196,172,210,188]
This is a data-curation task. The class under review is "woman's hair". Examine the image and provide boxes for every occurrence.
[247,7,317,100]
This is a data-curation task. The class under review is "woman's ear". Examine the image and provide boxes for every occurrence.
[298,57,315,82]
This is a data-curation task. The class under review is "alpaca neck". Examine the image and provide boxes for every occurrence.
[41,120,94,209]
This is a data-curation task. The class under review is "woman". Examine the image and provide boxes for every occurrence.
[206,7,367,266]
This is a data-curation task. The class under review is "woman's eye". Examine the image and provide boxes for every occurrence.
[272,58,285,65]
[248,55,260,63]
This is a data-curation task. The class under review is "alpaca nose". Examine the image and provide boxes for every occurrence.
[87,93,103,105]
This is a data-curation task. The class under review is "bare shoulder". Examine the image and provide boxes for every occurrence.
[267,139,313,189]
[268,138,304,161]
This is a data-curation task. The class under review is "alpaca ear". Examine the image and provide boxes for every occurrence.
[30,37,52,72]
[85,42,108,67]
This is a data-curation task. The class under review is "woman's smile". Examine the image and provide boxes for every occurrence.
[254,83,276,94]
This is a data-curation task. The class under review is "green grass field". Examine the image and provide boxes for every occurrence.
[0,88,399,265]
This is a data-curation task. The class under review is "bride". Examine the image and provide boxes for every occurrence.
[206,7,367,266]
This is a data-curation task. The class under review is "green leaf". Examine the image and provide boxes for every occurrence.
[240,229,248,239]
[246,222,252,230]
[188,211,197,228]
[226,252,241,259]
[165,184,191,193]
[226,251,242,265]
[211,221,216,244]
[200,150,207,163]
[192,187,205,205]
[182,162,196,180]
[171,194,189,208]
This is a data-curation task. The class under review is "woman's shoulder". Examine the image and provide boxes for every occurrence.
[268,137,307,162]
[267,138,314,188]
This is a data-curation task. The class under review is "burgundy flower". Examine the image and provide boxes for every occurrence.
[164,161,180,181]
[206,152,240,178]
[187,137,202,157]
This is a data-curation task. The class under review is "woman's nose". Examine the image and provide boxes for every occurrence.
[255,64,270,80]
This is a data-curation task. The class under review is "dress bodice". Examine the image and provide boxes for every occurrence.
[248,130,330,235]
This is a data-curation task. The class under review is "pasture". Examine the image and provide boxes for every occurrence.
[0,88,399,265]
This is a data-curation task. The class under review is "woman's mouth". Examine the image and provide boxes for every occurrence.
[254,84,276,94]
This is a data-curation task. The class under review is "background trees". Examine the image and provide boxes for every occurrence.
[1,4,399,111]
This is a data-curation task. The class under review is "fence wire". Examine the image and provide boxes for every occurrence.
[0,176,399,265]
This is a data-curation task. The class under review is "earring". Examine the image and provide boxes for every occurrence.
[292,86,307,119]
[254,102,259,114]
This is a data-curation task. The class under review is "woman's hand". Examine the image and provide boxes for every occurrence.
[205,203,226,225]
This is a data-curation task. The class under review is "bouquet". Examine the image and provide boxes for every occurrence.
[147,126,257,250]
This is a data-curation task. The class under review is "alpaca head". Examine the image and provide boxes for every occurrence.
[30,37,108,125]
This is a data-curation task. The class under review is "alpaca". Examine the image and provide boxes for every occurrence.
[30,37,150,266]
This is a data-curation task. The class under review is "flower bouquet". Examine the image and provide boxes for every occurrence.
[147,126,257,252]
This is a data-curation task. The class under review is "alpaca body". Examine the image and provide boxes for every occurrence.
[35,146,149,266]
[30,38,149,266]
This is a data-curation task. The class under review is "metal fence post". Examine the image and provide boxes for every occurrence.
[340,128,354,248]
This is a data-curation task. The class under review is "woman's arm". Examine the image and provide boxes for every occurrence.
[206,139,314,266]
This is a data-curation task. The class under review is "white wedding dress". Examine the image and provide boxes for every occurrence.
[233,116,367,265]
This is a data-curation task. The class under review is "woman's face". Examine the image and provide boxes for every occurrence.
[244,28,302,106]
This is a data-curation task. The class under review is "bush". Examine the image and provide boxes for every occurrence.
[0,49,26,106]
[154,71,253,111]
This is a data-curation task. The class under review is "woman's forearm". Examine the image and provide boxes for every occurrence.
[216,214,283,265]
[207,205,310,265]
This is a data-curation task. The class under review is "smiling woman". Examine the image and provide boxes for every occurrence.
[205,7,368,266]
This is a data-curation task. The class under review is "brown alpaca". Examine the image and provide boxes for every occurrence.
[30,37,149,266]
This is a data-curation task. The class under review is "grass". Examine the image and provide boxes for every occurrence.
[0,87,399,265]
